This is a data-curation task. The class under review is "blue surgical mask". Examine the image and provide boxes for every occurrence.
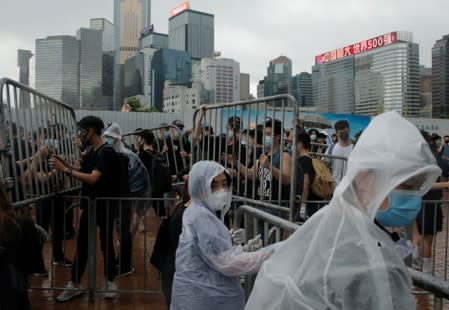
[105,137,114,145]
[227,129,235,138]
[375,191,422,227]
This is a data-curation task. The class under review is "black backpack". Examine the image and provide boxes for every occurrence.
[146,150,172,193]
[99,144,131,196]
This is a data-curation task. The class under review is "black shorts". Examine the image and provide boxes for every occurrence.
[416,202,443,235]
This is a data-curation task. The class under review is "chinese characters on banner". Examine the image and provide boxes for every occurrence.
[171,1,190,17]
[315,32,398,65]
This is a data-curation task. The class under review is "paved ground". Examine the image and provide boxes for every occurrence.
[29,208,167,310]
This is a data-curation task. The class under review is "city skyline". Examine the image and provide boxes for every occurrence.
[1,0,449,96]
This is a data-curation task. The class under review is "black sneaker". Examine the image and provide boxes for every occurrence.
[53,258,74,267]
[34,270,49,278]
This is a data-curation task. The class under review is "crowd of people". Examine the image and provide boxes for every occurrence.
[1,108,449,309]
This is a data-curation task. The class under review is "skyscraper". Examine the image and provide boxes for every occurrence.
[151,48,192,111]
[77,28,103,109]
[90,18,115,109]
[312,57,354,113]
[432,34,449,117]
[168,4,214,60]
[313,31,420,116]
[90,18,115,52]
[35,36,80,107]
[194,57,240,104]
[114,0,152,108]
[291,72,312,107]
[263,56,292,97]
[240,73,250,100]
[17,49,33,86]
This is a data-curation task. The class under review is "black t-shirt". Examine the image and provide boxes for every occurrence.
[80,144,121,201]
[297,155,320,201]
[138,149,156,176]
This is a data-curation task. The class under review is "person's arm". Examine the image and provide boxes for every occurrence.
[261,153,292,185]
[49,155,101,185]
[193,105,206,143]
[430,181,449,190]
[225,153,258,181]
[301,173,310,204]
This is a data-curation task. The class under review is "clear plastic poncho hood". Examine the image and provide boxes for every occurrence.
[246,111,441,309]
[171,161,278,310]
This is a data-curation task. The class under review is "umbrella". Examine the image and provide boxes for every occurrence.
[300,115,332,129]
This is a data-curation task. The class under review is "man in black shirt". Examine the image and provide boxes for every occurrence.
[50,116,120,301]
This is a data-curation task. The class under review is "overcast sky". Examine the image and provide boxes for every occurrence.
[1,0,449,95]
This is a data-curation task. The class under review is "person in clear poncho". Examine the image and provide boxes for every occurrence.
[171,161,279,310]
[245,111,441,310]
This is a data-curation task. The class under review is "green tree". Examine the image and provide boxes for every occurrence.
[126,97,157,112]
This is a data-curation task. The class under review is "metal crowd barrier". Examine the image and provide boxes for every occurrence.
[0,78,80,205]
[236,204,449,309]
[191,95,299,219]
[122,124,190,183]
[28,195,179,302]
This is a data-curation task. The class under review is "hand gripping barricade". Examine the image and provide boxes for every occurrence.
[190,95,299,221]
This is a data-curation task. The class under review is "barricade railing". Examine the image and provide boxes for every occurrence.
[122,124,190,183]
[236,204,449,309]
[0,78,80,206]
[191,95,299,219]
[29,195,178,302]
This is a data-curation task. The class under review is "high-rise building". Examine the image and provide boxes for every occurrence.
[263,56,292,97]
[240,73,250,100]
[151,48,192,111]
[124,52,144,100]
[77,28,103,109]
[432,34,449,117]
[140,29,168,50]
[101,51,115,110]
[35,36,80,107]
[313,31,420,117]
[194,57,240,104]
[257,80,265,98]
[419,65,432,117]
[114,0,151,108]
[291,72,312,107]
[312,57,354,113]
[90,18,115,52]
[90,18,115,110]
[168,4,214,60]
[17,49,33,86]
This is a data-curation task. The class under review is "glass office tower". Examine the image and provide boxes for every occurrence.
[35,36,80,107]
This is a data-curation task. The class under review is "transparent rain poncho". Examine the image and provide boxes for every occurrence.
[171,161,278,310]
[246,111,441,310]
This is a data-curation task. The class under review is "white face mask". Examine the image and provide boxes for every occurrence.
[310,134,316,141]
[209,188,232,217]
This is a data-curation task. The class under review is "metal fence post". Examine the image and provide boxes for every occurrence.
[87,198,97,302]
